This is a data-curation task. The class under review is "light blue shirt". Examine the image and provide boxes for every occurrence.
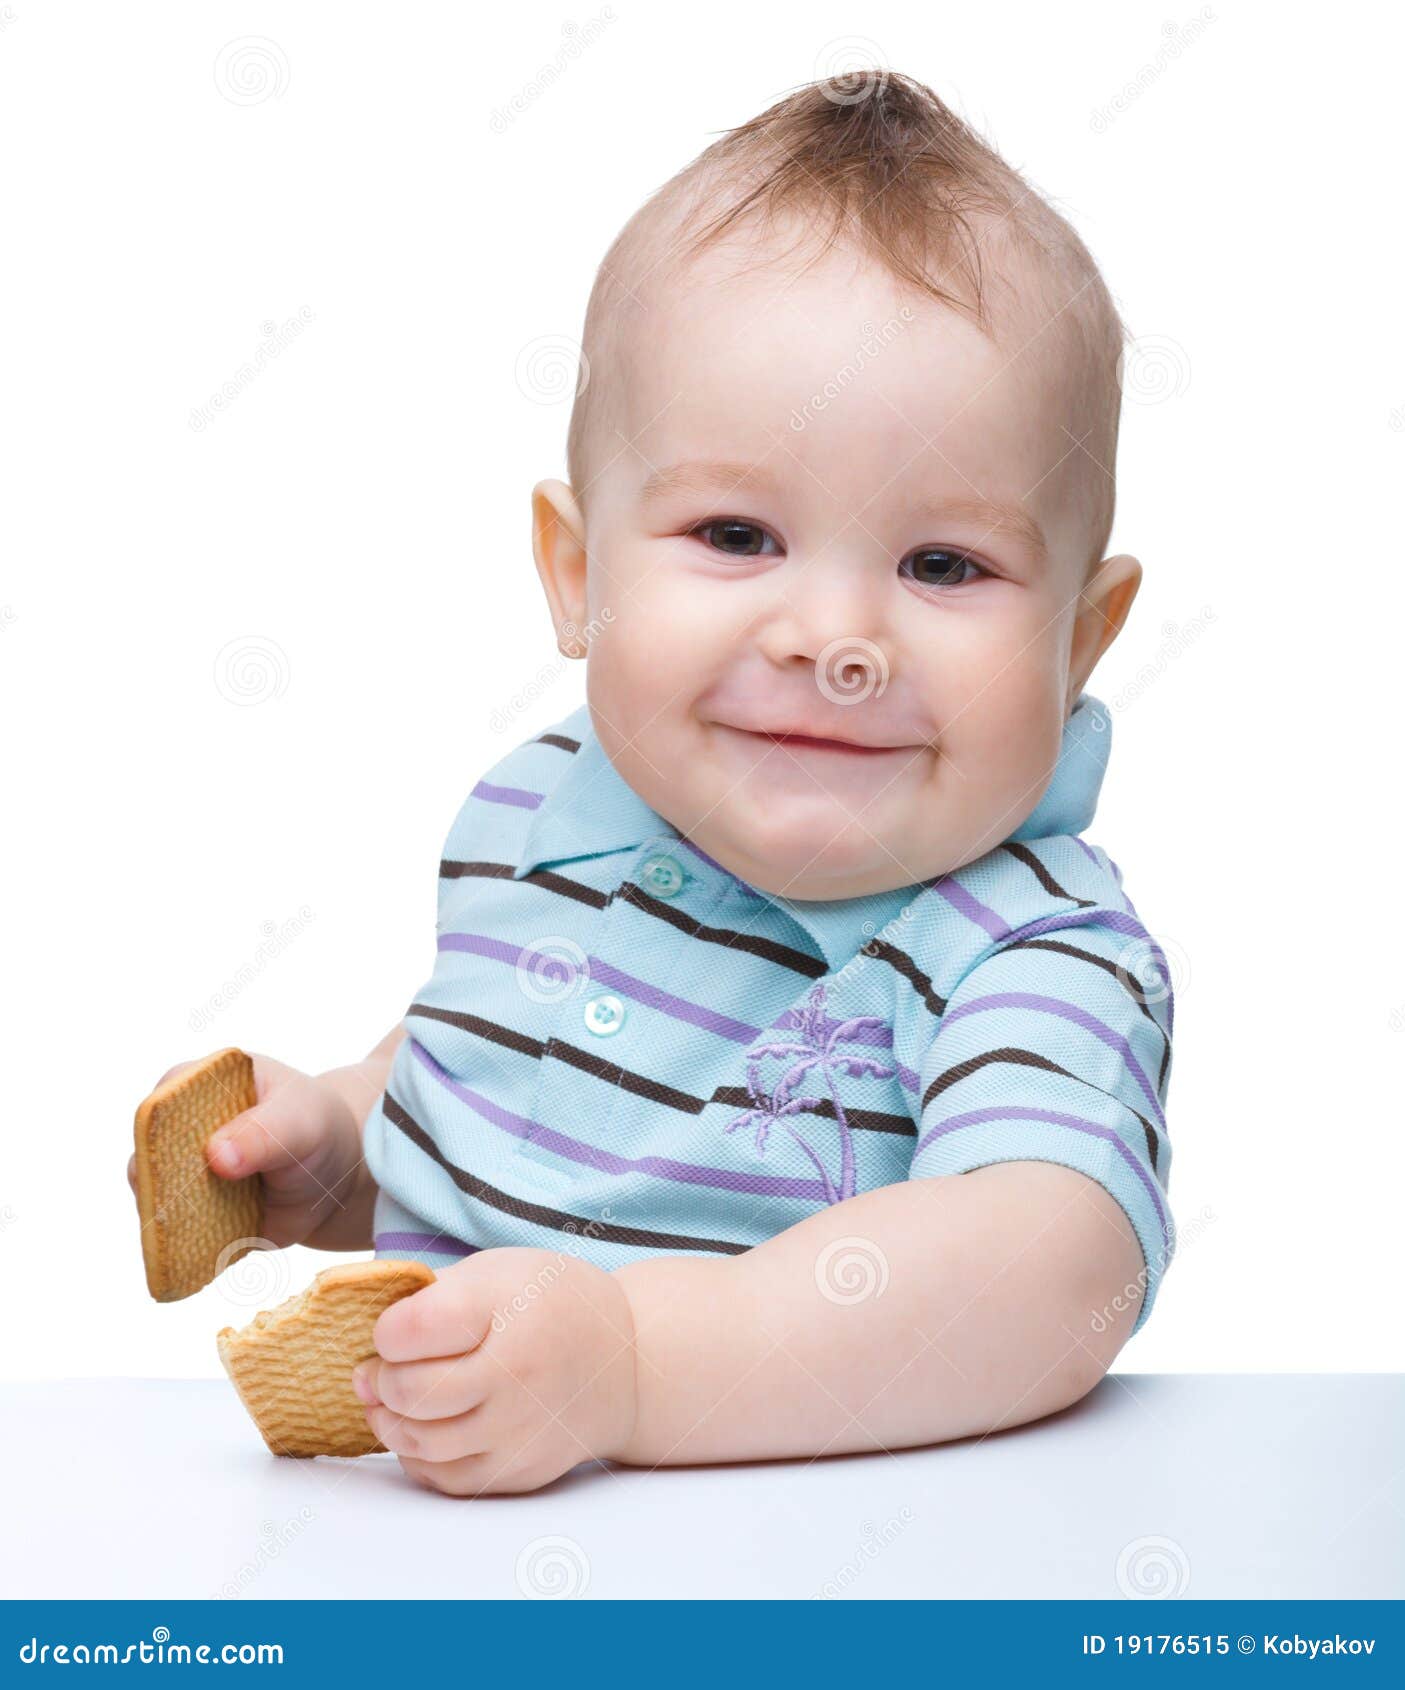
[366,692,1174,1333]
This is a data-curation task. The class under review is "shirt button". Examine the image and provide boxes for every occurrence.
[583,993,627,1037]
[640,853,685,898]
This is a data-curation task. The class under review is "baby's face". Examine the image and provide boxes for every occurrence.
[553,237,1132,900]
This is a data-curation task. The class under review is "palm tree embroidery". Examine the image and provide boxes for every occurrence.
[724,981,895,1204]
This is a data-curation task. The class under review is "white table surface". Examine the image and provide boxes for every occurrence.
[3,1374,1400,1600]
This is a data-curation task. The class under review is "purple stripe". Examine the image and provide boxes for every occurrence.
[997,909,1174,1036]
[933,874,1009,940]
[472,779,544,811]
[374,1230,478,1258]
[1072,836,1101,870]
[410,1039,828,1202]
[915,1103,1168,1238]
[436,933,763,1044]
[439,930,578,980]
[944,990,1164,1125]
[436,931,923,1083]
[1072,835,1128,904]
[575,956,762,1044]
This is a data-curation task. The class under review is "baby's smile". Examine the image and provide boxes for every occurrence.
[706,718,933,818]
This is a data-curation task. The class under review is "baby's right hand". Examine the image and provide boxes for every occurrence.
[127,1054,371,1250]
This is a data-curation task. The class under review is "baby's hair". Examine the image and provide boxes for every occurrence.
[567,70,1127,562]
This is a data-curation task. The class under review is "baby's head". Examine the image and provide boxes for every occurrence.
[532,71,1140,902]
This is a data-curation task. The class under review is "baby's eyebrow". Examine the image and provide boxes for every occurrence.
[638,462,1049,564]
[905,494,1049,564]
[638,460,778,503]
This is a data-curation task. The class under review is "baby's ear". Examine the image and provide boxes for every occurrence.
[1068,552,1142,702]
[531,479,589,650]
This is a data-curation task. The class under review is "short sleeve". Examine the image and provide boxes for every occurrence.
[910,919,1175,1334]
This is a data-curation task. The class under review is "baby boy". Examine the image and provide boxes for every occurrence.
[134,71,1174,1493]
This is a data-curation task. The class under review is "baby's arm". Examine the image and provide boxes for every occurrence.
[613,1160,1144,1465]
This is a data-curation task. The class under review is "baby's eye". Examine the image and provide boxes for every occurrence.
[900,547,988,589]
[690,519,781,558]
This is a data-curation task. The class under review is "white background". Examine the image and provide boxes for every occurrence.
[1,0,1400,1381]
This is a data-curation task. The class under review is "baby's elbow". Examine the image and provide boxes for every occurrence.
[1032,1169,1150,1413]
[1067,1199,1151,1386]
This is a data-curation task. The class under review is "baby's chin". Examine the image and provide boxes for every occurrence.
[696,801,939,902]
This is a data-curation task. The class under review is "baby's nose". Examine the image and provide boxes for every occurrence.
[763,557,895,678]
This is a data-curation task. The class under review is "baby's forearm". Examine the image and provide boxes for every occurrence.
[612,1161,1145,1466]
[303,1023,406,1249]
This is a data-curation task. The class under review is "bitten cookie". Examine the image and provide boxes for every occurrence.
[133,1047,264,1302]
[217,1260,436,1457]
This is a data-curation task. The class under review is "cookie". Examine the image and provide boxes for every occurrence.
[217,1259,436,1457]
[133,1047,264,1302]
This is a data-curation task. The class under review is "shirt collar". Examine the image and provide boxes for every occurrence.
[516,693,1111,972]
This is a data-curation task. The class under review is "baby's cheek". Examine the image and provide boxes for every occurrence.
[935,679,1066,855]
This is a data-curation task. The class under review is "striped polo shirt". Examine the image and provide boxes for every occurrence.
[365,692,1175,1334]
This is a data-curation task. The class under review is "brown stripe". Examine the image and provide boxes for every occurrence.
[439,860,610,910]
[1001,842,1095,907]
[998,935,1172,1087]
[920,1044,1160,1172]
[857,937,946,1016]
[615,879,826,978]
[382,1091,749,1255]
[407,1001,913,1134]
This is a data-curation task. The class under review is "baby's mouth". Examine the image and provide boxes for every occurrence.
[755,730,907,757]
[717,723,922,760]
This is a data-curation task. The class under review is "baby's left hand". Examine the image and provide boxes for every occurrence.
[351,1247,637,1496]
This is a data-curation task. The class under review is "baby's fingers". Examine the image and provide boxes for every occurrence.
[202,1055,332,1181]
[352,1351,488,1422]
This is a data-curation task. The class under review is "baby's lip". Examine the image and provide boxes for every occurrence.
[715,719,925,754]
